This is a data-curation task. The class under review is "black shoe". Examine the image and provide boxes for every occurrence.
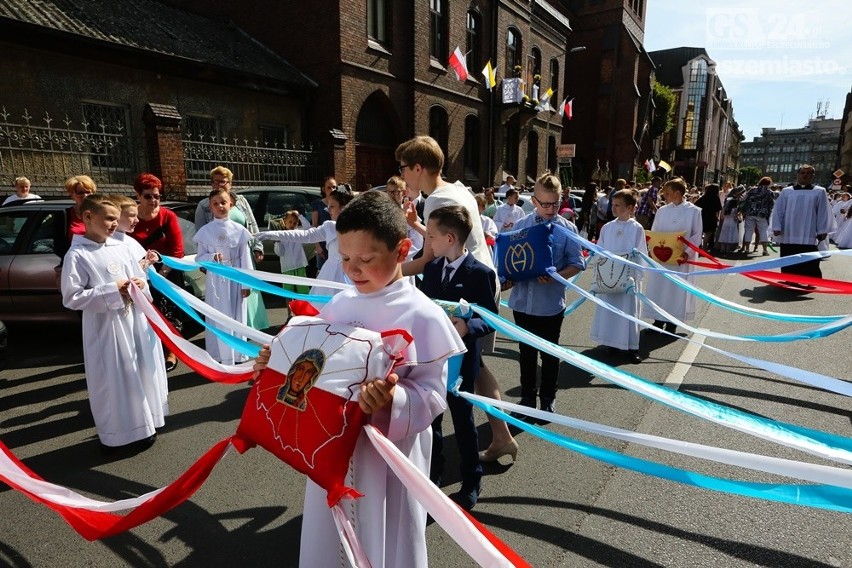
[450,484,480,511]
[651,320,666,333]
[664,322,677,333]
[509,397,537,423]
[627,350,642,364]
[537,399,556,424]
[165,358,178,373]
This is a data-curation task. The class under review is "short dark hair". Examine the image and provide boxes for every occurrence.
[610,189,638,208]
[428,205,472,244]
[328,187,355,209]
[336,191,406,251]
[505,187,519,199]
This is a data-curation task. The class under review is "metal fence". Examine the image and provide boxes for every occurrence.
[0,106,142,194]
[183,135,323,187]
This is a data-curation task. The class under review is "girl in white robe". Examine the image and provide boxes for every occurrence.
[255,190,354,301]
[641,178,703,330]
[193,189,253,365]
[61,200,167,449]
[590,190,648,355]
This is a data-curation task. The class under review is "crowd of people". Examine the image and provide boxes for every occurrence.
[3,144,846,567]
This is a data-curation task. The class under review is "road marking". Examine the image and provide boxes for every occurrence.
[664,332,706,388]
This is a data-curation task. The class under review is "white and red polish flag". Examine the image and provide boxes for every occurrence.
[448,46,469,81]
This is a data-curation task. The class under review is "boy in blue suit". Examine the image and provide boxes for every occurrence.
[422,205,498,510]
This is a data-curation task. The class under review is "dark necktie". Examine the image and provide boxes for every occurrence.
[441,265,453,292]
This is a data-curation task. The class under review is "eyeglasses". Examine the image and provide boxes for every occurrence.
[141,194,161,201]
[534,197,560,208]
[398,164,411,174]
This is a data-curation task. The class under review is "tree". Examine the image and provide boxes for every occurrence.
[650,81,676,141]
[739,166,762,186]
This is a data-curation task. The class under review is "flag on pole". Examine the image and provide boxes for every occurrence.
[644,158,656,173]
[558,97,574,120]
[481,60,496,90]
[448,46,469,81]
[657,160,672,173]
[538,88,554,111]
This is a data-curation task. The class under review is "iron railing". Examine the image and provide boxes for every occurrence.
[0,106,142,195]
[183,134,323,187]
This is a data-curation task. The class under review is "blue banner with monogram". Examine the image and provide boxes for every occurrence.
[493,222,554,282]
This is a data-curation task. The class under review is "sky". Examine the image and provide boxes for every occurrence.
[644,0,852,141]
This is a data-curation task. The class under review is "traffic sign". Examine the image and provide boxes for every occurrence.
[833,169,844,179]
[831,179,843,189]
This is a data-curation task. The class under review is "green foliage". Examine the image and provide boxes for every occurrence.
[650,81,676,140]
[739,166,762,186]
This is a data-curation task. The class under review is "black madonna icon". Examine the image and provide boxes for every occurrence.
[277,348,326,411]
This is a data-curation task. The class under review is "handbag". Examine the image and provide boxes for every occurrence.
[589,252,636,294]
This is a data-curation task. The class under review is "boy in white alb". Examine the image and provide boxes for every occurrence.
[194,188,253,364]
[492,188,526,232]
[61,196,167,452]
[298,191,465,568]
[589,189,648,362]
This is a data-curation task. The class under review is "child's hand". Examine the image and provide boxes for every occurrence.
[213,251,224,262]
[500,279,514,291]
[451,317,468,337]
[254,250,264,262]
[241,289,251,298]
[252,344,271,381]
[536,274,553,284]
[359,373,398,414]
[116,279,130,297]
[404,202,419,226]
[130,277,146,290]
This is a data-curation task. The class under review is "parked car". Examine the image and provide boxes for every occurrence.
[0,318,7,369]
[235,186,323,273]
[0,200,204,323]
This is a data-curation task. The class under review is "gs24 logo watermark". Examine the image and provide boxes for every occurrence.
[705,8,828,50]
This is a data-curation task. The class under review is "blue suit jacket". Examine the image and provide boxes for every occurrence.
[422,254,498,383]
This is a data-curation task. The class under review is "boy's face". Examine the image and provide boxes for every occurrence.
[532,187,560,220]
[210,193,231,219]
[118,205,139,233]
[386,184,404,205]
[610,198,632,220]
[15,182,30,197]
[338,230,410,294]
[85,204,120,242]
[426,219,453,259]
[506,194,519,206]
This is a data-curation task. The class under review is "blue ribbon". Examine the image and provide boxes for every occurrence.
[461,397,852,513]
[148,268,261,357]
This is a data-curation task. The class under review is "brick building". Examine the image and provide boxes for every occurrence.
[0,0,318,197]
[836,88,852,186]
[560,0,655,186]
[166,0,580,191]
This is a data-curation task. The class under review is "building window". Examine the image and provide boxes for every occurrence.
[526,130,539,181]
[527,47,542,98]
[429,0,447,61]
[506,27,522,77]
[367,0,388,44]
[184,114,219,140]
[466,10,481,73]
[549,58,560,101]
[260,125,289,147]
[81,101,132,171]
[463,115,480,177]
[682,58,708,150]
[504,121,519,177]
[429,106,449,166]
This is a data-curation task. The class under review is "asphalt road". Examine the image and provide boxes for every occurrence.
[1,253,851,567]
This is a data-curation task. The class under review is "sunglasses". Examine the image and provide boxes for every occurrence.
[74,190,93,196]
[141,194,161,200]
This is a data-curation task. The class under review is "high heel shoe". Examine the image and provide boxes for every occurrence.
[478,439,519,463]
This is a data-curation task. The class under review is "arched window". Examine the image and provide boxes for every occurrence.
[505,27,522,76]
[463,115,480,177]
[527,47,542,98]
[526,130,539,181]
[549,58,560,101]
[466,10,481,73]
[547,135,557,173]
[429,0,447,61]
[429,106,449,165]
